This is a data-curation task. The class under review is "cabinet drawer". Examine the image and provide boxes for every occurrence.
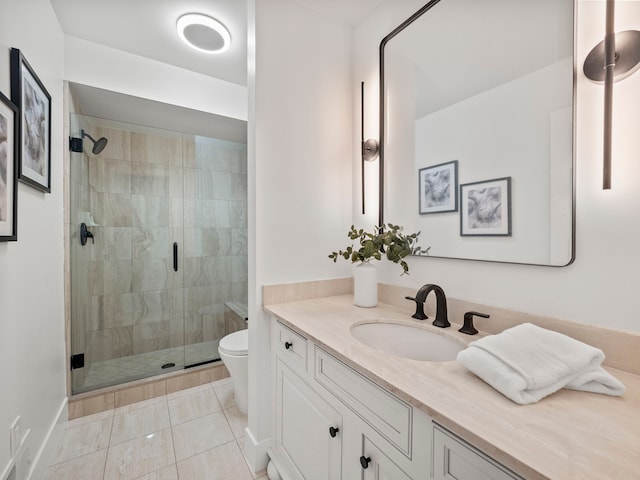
[433,425,522,480]
[274,321,308,371]
[314,346,412,456]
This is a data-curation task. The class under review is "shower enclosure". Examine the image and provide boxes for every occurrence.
[69,113,247,394]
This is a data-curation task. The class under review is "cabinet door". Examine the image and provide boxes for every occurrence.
[358,436,413,480]
[275,359,342,480]
[433,425,522,480]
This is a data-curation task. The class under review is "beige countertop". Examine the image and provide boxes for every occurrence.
[264,294,640,480]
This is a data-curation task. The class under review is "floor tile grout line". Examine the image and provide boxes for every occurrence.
[172,438,249,478]
[130,463,178,480]
[109,402,172,447]
[102,406,116,480]
[170,412,238,465]
[170,416,180,477]
[98,447,108,480]
[220,405,240,442]
[167,424,178,479]
[45,447,109,471]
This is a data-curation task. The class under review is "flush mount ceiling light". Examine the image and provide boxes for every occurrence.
[176,13,231,54]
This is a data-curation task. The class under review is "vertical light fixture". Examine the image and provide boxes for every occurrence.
[361,81,379,214]
[583,0,640,189]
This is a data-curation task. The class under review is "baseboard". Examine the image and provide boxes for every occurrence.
[28,397,68,480]
[242,427,270,474]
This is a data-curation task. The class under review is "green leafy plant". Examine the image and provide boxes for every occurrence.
[329,224,426,275]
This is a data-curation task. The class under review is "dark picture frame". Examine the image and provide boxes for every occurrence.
[10,48,51,193]
[0,91,19,241]
[460,177,511,236]
[418,160,458,214]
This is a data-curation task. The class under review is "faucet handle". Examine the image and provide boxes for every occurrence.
[459,311,490,335]
[405,296,428,320]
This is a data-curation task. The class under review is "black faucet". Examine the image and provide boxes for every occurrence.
[405,284,450,328]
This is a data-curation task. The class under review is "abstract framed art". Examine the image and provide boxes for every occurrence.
[10,48,52,193]
[0,91,19,241]
[418,160,458,214]
[460,177,511,236]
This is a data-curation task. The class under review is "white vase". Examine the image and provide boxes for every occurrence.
[353,262,377,307]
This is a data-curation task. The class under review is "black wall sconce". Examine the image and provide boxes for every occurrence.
[361,81,379,214]
[583,0,640,189]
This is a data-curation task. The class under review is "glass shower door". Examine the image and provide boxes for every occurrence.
[69,114,186,393]
[68,114,248,394]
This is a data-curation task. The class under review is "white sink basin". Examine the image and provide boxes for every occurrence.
[350,322,465,362]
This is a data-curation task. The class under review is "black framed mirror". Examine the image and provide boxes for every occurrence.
[380,0,575,266]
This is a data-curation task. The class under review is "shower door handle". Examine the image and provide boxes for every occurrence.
[173,242,178,272]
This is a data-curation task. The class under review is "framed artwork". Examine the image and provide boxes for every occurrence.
[418,160,458,214]
[460,177,511,236]
[10,48,51,193]
[0,91,19,241]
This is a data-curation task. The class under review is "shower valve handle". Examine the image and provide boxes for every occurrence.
[80,223,94,246]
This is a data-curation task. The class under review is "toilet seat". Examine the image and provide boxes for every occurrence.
[219,329,248,356]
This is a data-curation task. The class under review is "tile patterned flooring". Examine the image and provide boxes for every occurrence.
[47,378,266,480]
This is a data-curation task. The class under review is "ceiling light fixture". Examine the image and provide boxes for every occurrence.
[176,13,231,54]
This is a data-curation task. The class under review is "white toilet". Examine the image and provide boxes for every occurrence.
[218,329,248,414]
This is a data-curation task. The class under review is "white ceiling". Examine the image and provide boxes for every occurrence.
[50,0,385,138]
[50,0,386,88]
[50,0,249,86]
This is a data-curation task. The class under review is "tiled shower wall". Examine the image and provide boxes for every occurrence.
[70,116,247,392]
[183,136,248,365]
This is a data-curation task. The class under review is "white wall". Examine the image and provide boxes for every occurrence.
[0,0,67,475]
[64,35,248,121]
[353,0,640,333]
[247,0,353,470]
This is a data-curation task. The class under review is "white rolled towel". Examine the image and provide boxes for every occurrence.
[457,323,625,404]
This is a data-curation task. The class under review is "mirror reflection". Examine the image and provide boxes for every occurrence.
[382,0,575,266]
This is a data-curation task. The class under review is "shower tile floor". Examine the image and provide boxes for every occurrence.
[79,341,221,392]
[46,378,267,480]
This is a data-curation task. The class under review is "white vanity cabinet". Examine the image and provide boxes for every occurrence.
[270,318,523,480]
[270,319,430,480]
[272,321,342,480]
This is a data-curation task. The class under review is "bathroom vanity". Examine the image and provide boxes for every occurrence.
[264,289,640,480]
[270,319,521,480]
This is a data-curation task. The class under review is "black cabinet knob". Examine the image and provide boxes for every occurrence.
[329,426,340,438]
[359,456,371,469]
[284,341,292,350]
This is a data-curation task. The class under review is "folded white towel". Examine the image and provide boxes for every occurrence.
[457,323,625,404]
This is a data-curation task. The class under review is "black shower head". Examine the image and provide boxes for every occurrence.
[81,130,108,155]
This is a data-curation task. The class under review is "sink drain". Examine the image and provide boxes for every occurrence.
[161,362,176,369]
